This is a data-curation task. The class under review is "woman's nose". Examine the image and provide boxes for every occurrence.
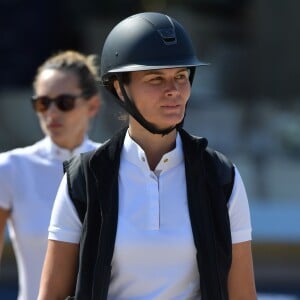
[165,80,179,96]
[45,102,60,114]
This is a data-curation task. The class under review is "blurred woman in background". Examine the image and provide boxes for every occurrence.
[0,50,101,300]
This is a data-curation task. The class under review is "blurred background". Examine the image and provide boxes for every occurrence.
[0,0,299,298]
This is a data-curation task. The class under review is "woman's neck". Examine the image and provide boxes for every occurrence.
[128,124,177,171]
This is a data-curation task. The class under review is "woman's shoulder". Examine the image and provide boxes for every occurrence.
[85,139,102,151]
[0,139,46,163]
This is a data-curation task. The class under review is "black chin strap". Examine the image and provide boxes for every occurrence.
[116,76,184,135]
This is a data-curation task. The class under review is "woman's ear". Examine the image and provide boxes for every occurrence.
[113,80,124,101]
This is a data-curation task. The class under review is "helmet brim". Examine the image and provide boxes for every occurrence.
[106,61,209,74]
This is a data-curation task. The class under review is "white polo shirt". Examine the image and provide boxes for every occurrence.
[49,131,252,299]
[0,137,100,300]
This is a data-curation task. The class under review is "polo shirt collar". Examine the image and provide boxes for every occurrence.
[43,136,91,161]
[123,130,183,174]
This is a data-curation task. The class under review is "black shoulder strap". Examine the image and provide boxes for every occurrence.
[178,127,234,203]
[63,128,128,224]
[204,148,235,203]
[63,151,93,223]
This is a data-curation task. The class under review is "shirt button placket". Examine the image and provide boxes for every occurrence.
[148,173,160,230]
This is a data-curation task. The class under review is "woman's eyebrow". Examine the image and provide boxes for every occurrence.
[144,68,188,75]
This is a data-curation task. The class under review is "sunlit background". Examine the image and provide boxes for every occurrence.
[0,0,299,299]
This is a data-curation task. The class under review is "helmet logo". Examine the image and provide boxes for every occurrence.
[157,28,177,45]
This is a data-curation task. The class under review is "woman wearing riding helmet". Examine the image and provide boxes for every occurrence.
[38,12,257,300]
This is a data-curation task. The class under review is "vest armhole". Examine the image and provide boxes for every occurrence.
[63,153,91,223]
[204,148,235,203]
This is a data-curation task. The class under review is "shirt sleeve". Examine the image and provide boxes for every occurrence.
[48,174,82,243]
[227,166,252,244]
[0,152,14,210]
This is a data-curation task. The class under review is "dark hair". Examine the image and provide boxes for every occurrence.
[103,72,131,99]
[33,50,100,98]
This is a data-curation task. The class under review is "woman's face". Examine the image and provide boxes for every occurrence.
[115,67,191,131]
[34,69,99,149]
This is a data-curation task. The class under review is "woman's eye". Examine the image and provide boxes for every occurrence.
[149,77,162,83]
[175,74,188,81]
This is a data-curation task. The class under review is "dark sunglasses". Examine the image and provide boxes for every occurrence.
[31,94,84,112]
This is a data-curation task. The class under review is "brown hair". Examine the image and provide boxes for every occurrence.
[33,50,100,98]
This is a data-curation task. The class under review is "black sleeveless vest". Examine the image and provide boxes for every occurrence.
[64,127,234,300]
